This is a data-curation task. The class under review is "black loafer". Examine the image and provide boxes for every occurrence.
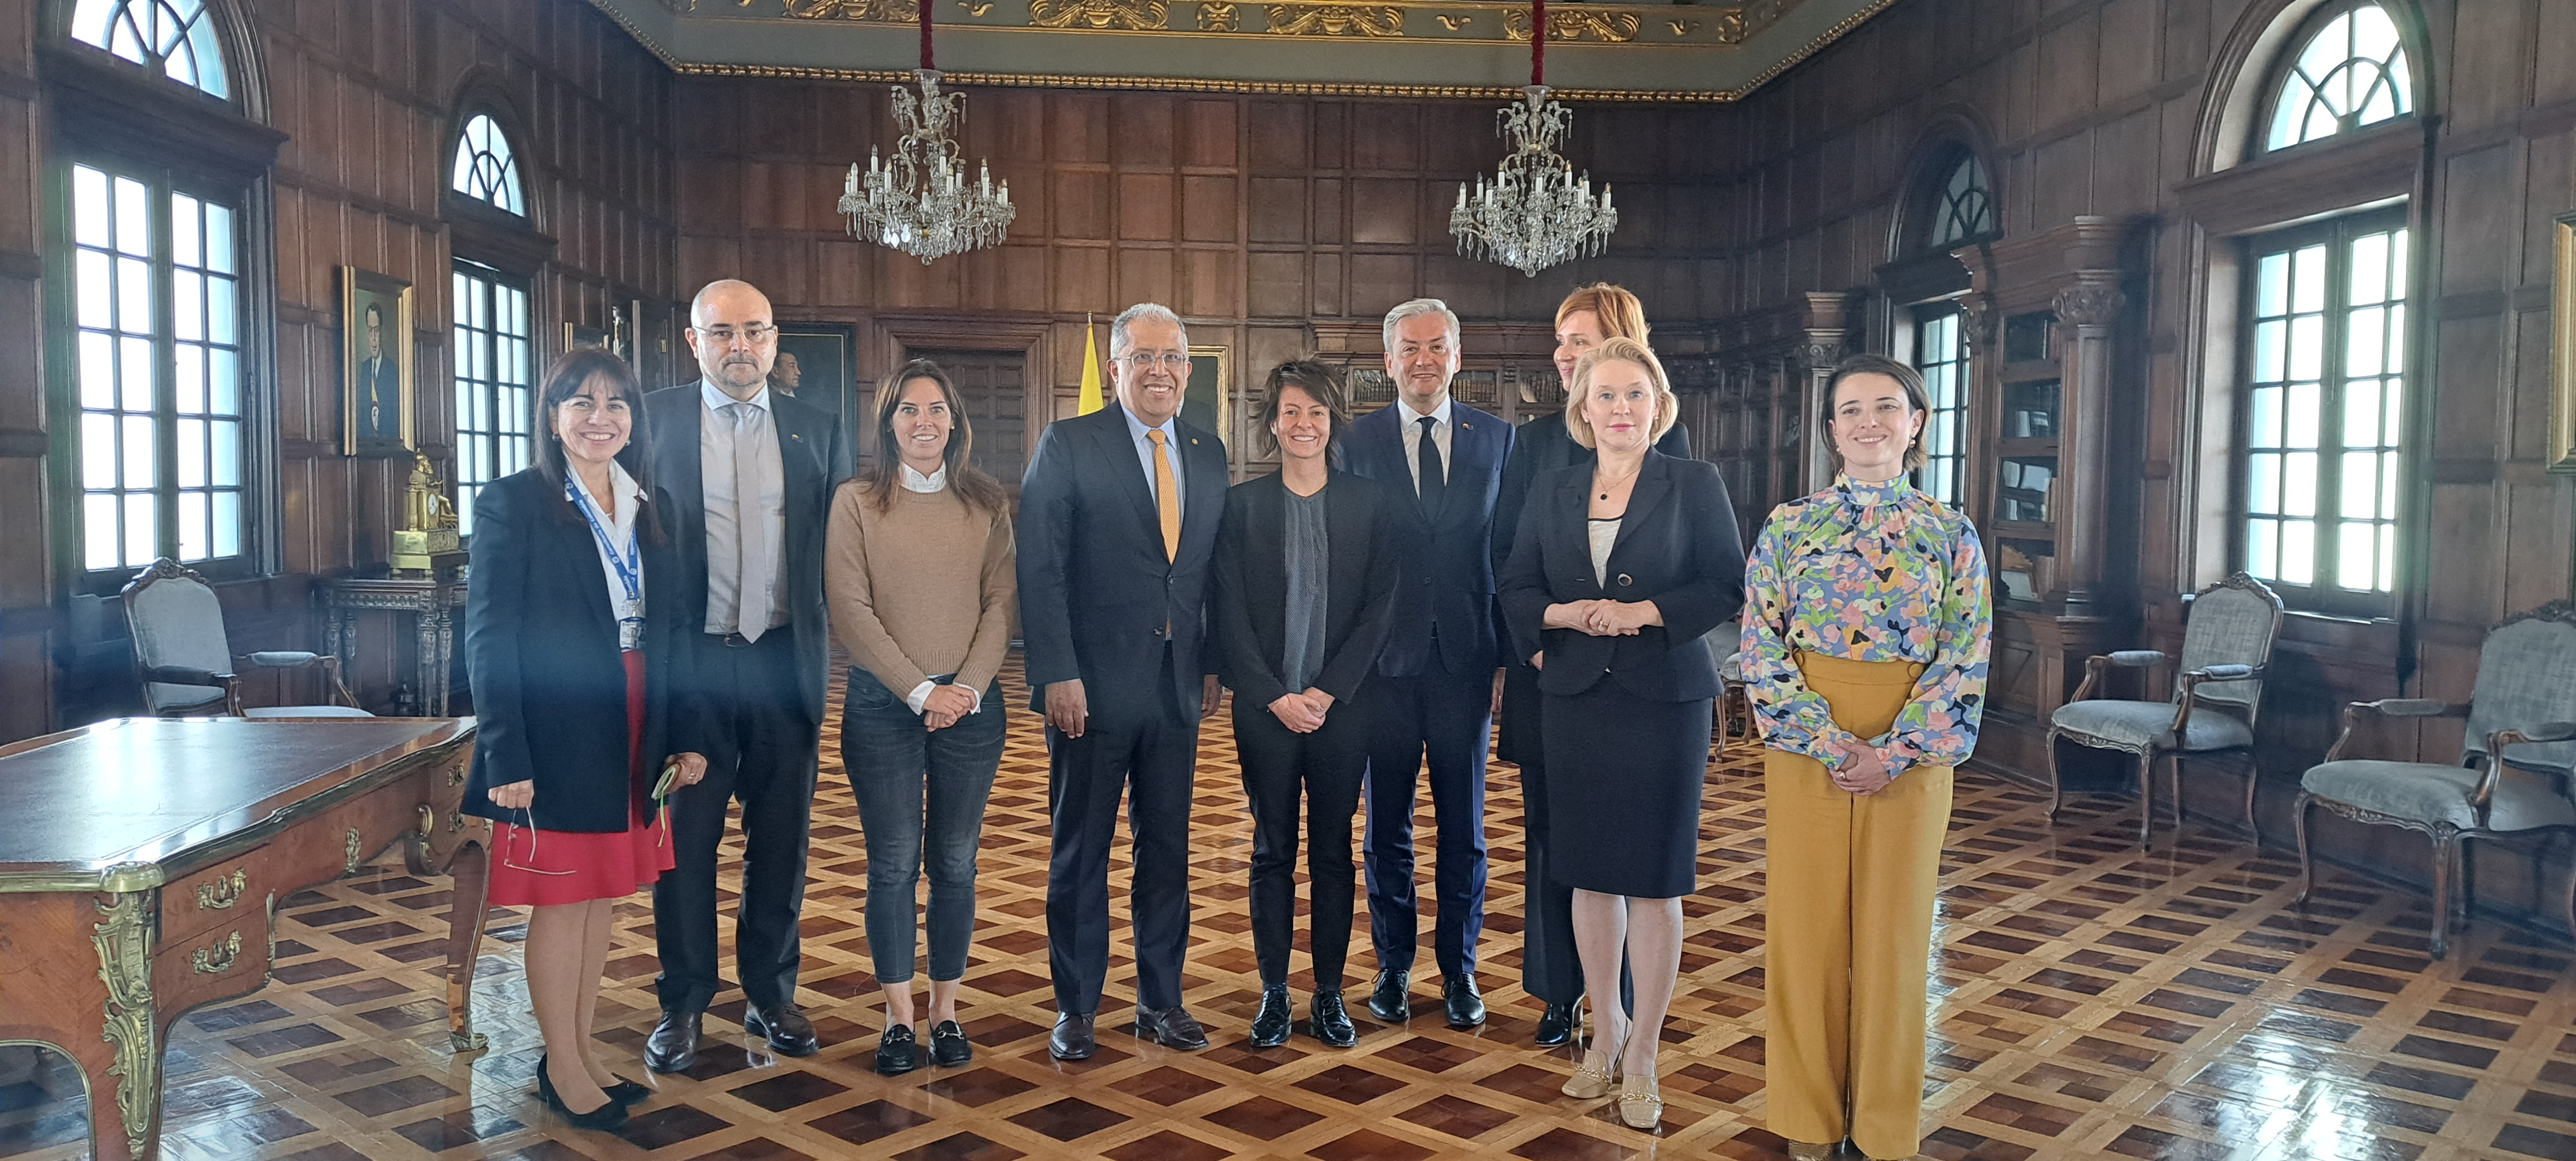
[1050,1011,1097,1061]
[1442,973,1486,1029]
[644,1010,702,1074]
[1134,1004,1210,1050]
[1535,1001,1579,1047]
[875,1025,920,1076]
[1310,989,1358,1048]
[1367,968,1411,1022]
[929,1019,972,1067]
[745,1002,821,1057]
[1248,985,1291,1048]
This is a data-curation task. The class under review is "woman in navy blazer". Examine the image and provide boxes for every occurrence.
[1499,338,1744,1130]
[1213,361,1403,1050]
[465,348,708,1130]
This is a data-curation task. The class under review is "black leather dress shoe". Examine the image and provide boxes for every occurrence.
[1534,1001,1579,1047]
[1310,989,1358,1048]
[1367,968,1411,1022]
[1248,985,1291,1047]
[929,1019,972,1067]
[1050,1011,1097,1061]
[1442,974,1486,1028]
[875,1025,919,1076]
[745,1003,820,1057]
[644,1010,702,1074]
[1134,1005,1210,1050]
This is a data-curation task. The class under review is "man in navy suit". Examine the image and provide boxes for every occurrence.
[641,279,852,1072]
[1018,302,1230,1061]
[1342,298,1513,1029]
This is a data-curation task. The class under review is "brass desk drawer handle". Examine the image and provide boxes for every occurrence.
[197,869,248,911]
[191,931,245,975]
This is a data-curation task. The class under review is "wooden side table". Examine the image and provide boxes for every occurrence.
[315,574,470,716]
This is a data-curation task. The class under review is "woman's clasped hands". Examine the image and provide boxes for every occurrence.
[1543,598,1658,637]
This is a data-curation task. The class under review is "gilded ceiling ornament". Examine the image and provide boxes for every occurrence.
[1266,3,1402,37]
[1502,8,1638,44]
[783,0,919,19]
[1435,13,1468,29]
[1031,0,1171,30]
[1198,1,1238,30]
[1667,18,1695,35]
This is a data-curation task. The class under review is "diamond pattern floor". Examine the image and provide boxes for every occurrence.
[4,653,2576,1159]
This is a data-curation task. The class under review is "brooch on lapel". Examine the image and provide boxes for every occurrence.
[790,433,803,442]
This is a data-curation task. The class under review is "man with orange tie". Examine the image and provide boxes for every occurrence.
[1018,302,1230,1060]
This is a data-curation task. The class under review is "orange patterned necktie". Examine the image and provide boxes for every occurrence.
[1147,429,1180,562]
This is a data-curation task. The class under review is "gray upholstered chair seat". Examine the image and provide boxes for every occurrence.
[243,706,378,720]
[2051,700,2252,752]
[2300,760,2576,833]
[1719,652,1743,684]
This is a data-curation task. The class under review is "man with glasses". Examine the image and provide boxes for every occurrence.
[1018,302,1229,1060]
[1342,298,1512,1030]
[641,279,852,1071]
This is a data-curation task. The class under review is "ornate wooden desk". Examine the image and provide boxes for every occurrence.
[0,717,490,1161]
[314,574,470,715]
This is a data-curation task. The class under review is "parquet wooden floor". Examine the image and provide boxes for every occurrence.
[6,653,2576,1160]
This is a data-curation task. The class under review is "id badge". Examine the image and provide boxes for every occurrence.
[618,614,645,651]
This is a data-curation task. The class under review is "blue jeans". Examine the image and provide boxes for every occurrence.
[840,667,1005,984]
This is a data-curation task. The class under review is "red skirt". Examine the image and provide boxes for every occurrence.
[488,650,676,908]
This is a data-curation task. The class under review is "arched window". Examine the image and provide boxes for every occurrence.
[69,0,228,100]
[1926,154,1997,250]
[2264,2,2412,152]
[450,114,524,216]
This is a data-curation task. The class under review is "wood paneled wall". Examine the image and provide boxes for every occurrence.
[0,0,678,728]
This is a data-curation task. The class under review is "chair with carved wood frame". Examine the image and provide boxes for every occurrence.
[1713,619,1750,755]
[2047,572,2284,846]
[123,558,371,718]
[2293,602,2576,959]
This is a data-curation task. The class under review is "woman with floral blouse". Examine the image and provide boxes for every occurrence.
[1741,354,1992,1161]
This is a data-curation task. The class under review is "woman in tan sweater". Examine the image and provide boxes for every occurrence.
[825,358,1016,1076]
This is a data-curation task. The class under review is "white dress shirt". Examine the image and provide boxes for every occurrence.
[699,380,788,635]
[1121,406,1186,516]
[1397,394,1455,495]
[569,459,647,639]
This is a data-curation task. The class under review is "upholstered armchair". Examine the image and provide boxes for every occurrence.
[2047,573,2284,846]
[1713,619,1749,754]
[123,558,370,719]
[2294,603,2576,959]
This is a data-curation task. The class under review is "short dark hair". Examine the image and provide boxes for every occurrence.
[533,347,661,543]
[1256,360,1352,461]
[1819,353,1933,473]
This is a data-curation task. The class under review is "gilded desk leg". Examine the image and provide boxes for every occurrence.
[443,834,492,1052]
[90,891,160,1160]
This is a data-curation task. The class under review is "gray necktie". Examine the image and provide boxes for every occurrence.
[730,402,773,643]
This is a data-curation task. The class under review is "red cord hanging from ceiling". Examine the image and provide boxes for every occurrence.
[1532,0,1545,87]
[921,0,935,71]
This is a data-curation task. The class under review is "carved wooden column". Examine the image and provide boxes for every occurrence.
[1798,290,1857,492]
[2053,270,2125,613]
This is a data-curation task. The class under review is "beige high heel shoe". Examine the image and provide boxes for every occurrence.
[1559,1012,1626,1100]
[1616,1066,1662,1129]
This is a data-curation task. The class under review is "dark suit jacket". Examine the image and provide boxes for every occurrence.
[1212,470,1403,709]
[1016,404,1231,719]
[1492,414,1690,581]
[1499,451,1746,702]
[462,468,697,832]
[359,357,401,441]
[643,381,853,725]
[1340,399,1514,677]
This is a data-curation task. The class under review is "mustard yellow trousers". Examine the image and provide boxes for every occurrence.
[1763,652,1952,1160]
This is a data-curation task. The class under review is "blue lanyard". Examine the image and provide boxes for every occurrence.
[564,472,642,607]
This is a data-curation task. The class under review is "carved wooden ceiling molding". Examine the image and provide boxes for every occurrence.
[587,0,1894,101]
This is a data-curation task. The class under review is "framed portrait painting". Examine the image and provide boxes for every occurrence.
[774,321,855,430]
[1185,344,1230,451]
[341,267,414,456]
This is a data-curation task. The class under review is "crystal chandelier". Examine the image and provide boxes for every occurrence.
[1449,0,1616,277]
[838,3,1013,264]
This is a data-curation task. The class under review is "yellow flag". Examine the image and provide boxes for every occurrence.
[1077,315,1106,416]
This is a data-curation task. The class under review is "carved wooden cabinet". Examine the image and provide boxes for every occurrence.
[1954,217,2140,770]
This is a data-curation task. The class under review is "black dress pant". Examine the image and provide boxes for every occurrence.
[1046,650,1199,1015]
[1235,695,1370,991]
[654,631,818,1013]
[1362,668,1491,980]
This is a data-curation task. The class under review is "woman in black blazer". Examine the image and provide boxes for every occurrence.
[1499,338,1745,1130]
[465,348,708,1130]
[1213,360,1402,1050]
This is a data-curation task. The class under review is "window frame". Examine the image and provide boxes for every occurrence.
[449,258,535,537]
[2255,0,2416,158]
[1910,301,1972,508]
[2232,204,2411,617]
